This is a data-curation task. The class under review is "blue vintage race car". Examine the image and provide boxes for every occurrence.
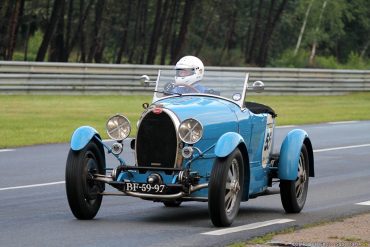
[65,69,314,227]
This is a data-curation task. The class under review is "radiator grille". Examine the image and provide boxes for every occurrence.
[136,111,177,169]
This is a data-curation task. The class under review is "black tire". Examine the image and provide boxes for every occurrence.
[163,200,182,207]
[280,144,309,213]
[65,140,105,219]
[208,148,244,227]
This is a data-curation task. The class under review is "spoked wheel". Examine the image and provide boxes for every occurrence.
[208,148,244,227]
[65,140,105,219]
[280,144,309,213]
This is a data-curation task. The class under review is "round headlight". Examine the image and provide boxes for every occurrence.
[178,118,203,144]
[106,114,131,141]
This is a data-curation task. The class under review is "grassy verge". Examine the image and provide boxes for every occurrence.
[0,95,151,148]
[233,214,370,247]
[248,92,370,125]
[1,92,370,148]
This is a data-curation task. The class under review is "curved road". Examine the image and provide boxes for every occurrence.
[1,121,370,247]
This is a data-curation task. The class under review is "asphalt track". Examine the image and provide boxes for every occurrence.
[1,121,370,247]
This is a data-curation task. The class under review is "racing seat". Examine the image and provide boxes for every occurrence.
[244,101,277,118]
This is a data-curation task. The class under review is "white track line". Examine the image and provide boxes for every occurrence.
[0,149,15,153]
[328,121,359,125]
[356,201,370,206]
[314,143,370,153]
[276,120,360,129]
[0,181,65,191]
[201,218,295,236]
[276,125,296,129]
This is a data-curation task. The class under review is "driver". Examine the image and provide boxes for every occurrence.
[164,55,207,94]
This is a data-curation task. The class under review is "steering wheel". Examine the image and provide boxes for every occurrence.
[171,83,200,93]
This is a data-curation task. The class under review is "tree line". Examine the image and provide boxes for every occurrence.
[0,0,369,67]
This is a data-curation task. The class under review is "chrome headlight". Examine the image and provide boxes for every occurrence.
[178,118,203,144]
[106,114,131,141]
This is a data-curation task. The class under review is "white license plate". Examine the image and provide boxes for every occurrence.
[125,182,166,194]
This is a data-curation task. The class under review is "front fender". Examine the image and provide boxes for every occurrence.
[70,126,101,151]
[278,129,313,180]
[214,132,245,158]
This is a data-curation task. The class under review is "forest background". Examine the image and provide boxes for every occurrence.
[0,0,369,69]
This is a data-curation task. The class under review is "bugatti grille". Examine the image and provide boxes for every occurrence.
[136,111,177,169]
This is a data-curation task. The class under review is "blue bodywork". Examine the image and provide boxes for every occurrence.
[214,132,245,158]
[70,126,100,151]
[279,129,314,180]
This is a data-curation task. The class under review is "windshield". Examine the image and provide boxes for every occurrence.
[153,70,249,107]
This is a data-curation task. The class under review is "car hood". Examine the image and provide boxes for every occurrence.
[156,96,239,140]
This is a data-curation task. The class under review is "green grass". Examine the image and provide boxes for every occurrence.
[240,227,297,246]
[234,215,370,247]
[0,95,151,148]
[248,92,370,125]
[1,92,370,148]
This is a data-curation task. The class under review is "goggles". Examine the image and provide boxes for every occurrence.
[176,68,195,77]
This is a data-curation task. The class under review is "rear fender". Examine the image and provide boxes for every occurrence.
[278,129,314,180]
[70,126,102,151]
[214,132,244,158]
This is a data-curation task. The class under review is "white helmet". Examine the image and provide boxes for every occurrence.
[175,56,204,85]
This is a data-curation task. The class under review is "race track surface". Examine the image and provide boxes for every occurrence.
[1,121,370,247]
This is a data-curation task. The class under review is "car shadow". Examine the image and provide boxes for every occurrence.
[97,200,287,227]
[140,203,210,225]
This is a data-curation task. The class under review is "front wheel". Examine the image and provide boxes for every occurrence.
[280,144,309,213]
[65,140,105,219]
[208,148,244,227]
